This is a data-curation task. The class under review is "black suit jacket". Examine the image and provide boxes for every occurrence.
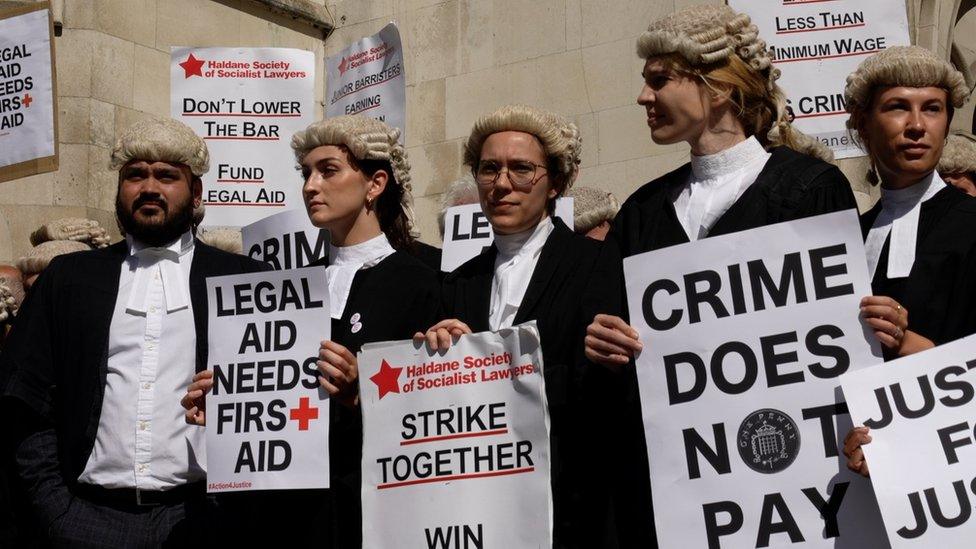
[0,240,269,525]
[442,218,623,548]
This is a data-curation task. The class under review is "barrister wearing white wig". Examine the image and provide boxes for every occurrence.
[585,6,862,545]
[844,45,975,359]
[566,186,619,240]
[841,45,976,480]
[191,114,443,547]
[419,103,624,547]
[938,131,976,196]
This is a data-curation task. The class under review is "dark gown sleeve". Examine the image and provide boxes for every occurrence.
[0,264,73,529]
[937,238,976,345]
[791,163,858,219]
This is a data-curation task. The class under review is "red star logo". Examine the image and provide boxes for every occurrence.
[22,93,32,108]
[370,359,402,399]
[179,53,205,78]
[338,56,349,76]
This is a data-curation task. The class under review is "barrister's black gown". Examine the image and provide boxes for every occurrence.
[441,217,624,548]
[238,250,441,548]
[861,185,976,351]
[608,146,858,547]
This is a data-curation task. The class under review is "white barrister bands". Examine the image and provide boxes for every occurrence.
[205,268,331,492]
[842,334,976,547]
[625,210,889,547]
[358,322,552,548]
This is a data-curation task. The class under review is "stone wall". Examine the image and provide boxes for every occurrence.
[0,0,973,263]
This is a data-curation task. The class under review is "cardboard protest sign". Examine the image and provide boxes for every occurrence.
[242,209,328,270]
[358,322,552,548]
[729,0,910,159]
[205,268,330,492]
[0,2,58,183]
[842,334,976,547]
[440,197,574,272]
[326,22,406,140]
[171,47,314,227]
[625,210,888,547]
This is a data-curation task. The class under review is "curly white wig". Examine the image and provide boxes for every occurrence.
[566,186,619,234]
[939,131,976,176]
[437,177,480,237]
[845,46,968,120]
[198,228,243,254]
[291,115,415,234]
[109,117,210,176]
[463,104,582,190]
[17,240,92,277]
[30,218,111,249]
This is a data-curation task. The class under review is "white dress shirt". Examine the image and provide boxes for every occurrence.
[325,233,395,319]
[673,136,771,240]
[865,171,944,280]
[489,216,554,331]
[78,231,204,490]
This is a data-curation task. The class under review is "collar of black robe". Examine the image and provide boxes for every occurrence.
[86,239,227,376]
[455,217,574,329]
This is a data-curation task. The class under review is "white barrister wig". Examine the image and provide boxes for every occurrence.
[197,228,244,255]
[16,240,92,277]
[463,104,582,190]
[291,115,416,234]
[30,218,111,249]
[939,132,976,176]
[636,5,832,162]
[845,46,968,119]
[437,177,481,237]
[0,279,19,323]
[0,268,24,313]
[566,186,620,234]
[109,117,210,176]
[637,5,778,90]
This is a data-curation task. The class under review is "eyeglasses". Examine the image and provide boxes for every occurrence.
[474,160,548,191]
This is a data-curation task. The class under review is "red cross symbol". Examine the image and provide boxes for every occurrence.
[22,93,32,108]
[289,397,319,431]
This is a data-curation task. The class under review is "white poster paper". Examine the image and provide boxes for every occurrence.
[242,208,329,270]
[205,268,330,492]
[440,197,574,272]
[326,22,406,140]
[358,322,552,548]
[171,47,315,227]
[729,0,910,159]
[625,210,888,548]
[842,334,976,547]
[0,5,56,176]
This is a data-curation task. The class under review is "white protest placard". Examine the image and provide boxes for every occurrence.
[842,334,976,547]
[626,210,888,548]
[729,0,910,159]
[242,209,329,270]
[0,2,57,183]
[326,22,406,140]
[358,322,552,548]
[205,267,330,492]
[440,197,574,272]
[171,47,314,227]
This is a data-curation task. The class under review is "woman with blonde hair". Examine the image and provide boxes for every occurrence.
[417,103,624,547]
[582,5,860,545]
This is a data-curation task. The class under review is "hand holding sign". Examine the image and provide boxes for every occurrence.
[413,318,474,351]
[182,370,214,426]
[584,313,643,370]
[317,339,359,407]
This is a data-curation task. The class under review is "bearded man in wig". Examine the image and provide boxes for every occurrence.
[0,117,269,546]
